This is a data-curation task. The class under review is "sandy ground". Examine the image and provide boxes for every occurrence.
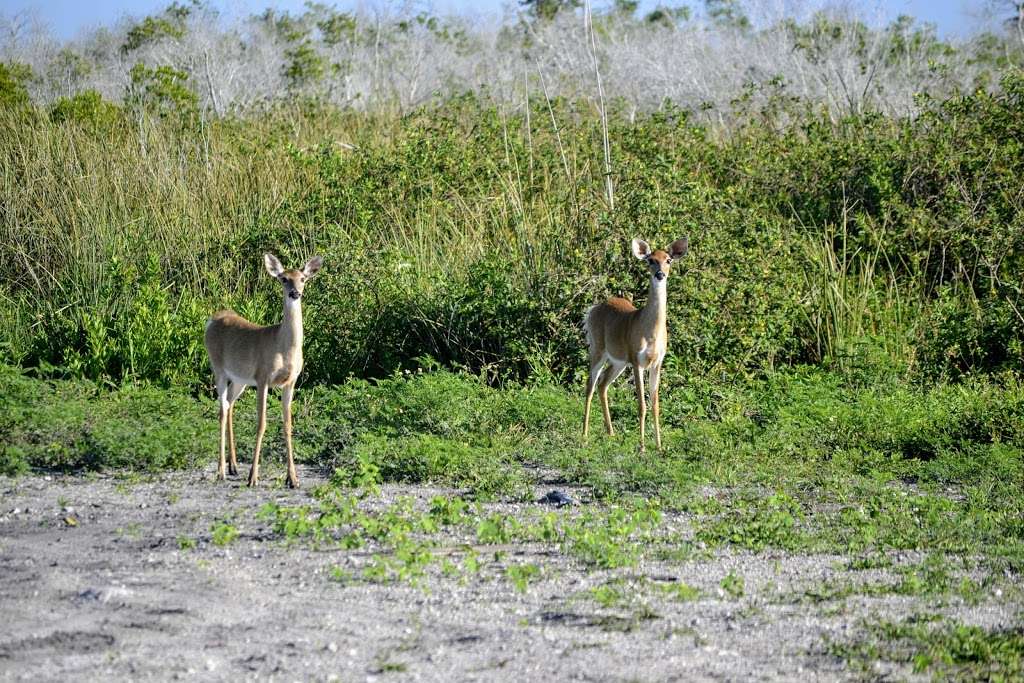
[0,465,1018,682]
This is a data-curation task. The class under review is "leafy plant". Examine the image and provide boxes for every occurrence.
[720,571,745,599]
[211,520,239,546]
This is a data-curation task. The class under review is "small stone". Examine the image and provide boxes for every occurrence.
[539,490,574,507]
[327,642,338,653]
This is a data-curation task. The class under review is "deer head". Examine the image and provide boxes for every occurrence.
[631,237,688,282]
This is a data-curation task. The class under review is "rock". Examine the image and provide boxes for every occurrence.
[77,586,133,604]
[539,490,574,507]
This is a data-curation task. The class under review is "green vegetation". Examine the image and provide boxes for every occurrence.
[830,617,1024,681]
[210,520,240,546]
[720,571,745,599]
[3,70,1023,386]
[4,365,1020,567]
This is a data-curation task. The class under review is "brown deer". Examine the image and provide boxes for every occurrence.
[583,237,688,452]
[204,253,323,488]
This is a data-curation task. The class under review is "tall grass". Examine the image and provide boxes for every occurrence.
[800,201,921,375]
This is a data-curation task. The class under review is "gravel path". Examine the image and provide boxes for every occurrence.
[0,467,1017,681]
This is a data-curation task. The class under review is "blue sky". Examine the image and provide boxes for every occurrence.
[1,1,998,41]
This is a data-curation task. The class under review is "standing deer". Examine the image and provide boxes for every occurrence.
[204,253,323,488]
[583,237,689,452]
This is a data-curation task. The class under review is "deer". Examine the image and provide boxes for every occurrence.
[204,253,323,488]
[583,237,689,453]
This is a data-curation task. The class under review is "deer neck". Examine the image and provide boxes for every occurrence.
[639,276,668,337]
[280,296,304,353]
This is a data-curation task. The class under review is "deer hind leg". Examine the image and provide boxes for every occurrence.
[650,362,663,450]
[247,383,269,487]
[282,383,299,489]
[634,365,647,453]
[583,356,606,438]
[599,361,628,436]
[215,373,229,480]
[225,382,246,476]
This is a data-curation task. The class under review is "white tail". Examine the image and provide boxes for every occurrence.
[583,237,688,452]
[204,253,323,488]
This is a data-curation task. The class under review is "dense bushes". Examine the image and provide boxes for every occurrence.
[1,71,1023,388]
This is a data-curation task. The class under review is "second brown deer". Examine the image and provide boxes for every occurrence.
[583,237,688,452]
[204,253,323,488]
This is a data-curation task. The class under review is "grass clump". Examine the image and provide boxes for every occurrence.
[830,617,1024,681]
[0,365,212,474]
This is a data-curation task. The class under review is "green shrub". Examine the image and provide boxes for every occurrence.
[50,90,122,129]
[0,62,33,111]
[0,366,213,473]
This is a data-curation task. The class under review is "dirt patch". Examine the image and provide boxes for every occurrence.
[0,466,1017,681]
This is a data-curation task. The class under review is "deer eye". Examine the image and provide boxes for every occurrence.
[667,257,673,264]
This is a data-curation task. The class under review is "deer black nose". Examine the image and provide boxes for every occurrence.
[655,272,665,281]
[289,290,301,300]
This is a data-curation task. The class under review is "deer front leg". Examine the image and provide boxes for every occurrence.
[634,365,647,453]
[282,383,299,489]
[215,375,228,481]
[650,362,662,450]
[247,383,269,487]
[226,382,245,476]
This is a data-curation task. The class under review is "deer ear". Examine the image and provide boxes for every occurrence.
[631,239,651,260]
[264,253,284,278]
[669,238,689,259]
[302,255,323,279]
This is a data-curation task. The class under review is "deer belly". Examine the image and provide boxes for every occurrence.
[225,368,258,387]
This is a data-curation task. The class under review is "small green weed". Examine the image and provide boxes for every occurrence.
[590,582,629,608]
[117,522,142,540]
[830,617,1024,680]
[660,580,700,602]
[211,521,239,546]
[720,572,745,599]
[697,492,806,551]
[506,563,541,593]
